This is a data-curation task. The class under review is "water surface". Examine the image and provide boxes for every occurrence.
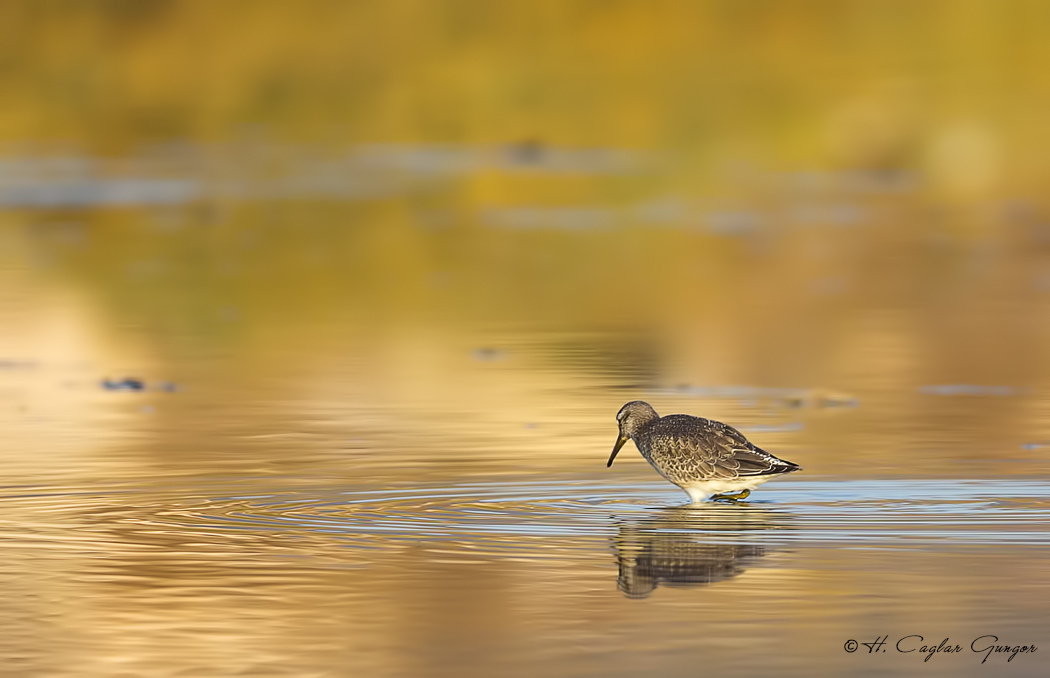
[5,4,1050,675]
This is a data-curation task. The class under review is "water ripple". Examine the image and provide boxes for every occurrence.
[2,477,1049,560]
[132,478,1050,551]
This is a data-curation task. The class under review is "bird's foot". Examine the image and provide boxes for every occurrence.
[711,489,750,502]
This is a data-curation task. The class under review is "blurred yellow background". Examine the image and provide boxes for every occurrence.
[4,1,1050,471]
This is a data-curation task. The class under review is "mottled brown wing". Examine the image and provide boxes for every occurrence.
[644,415,790,482]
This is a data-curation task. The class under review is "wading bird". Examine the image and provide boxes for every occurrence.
[607,401,801,502]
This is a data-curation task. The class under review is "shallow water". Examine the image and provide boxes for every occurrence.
[6,198,1050,677]
[1,468,1049,677]
[6,197,1050,678]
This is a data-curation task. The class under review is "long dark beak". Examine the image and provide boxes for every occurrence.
[607,435,628,467]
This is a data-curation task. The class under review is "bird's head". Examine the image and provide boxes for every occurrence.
[607,401,659,467]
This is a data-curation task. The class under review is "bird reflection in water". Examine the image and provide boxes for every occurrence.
[613,505,787,598]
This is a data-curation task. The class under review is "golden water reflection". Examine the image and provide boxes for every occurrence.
[613,506,784,598]
[1,475,1049,677]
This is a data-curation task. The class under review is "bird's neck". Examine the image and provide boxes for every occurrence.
[629,413,659,438]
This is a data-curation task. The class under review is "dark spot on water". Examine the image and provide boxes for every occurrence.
[505,139,544,165]
[102,377,146,391]
[101,378,178,392]
[472,347,507,362]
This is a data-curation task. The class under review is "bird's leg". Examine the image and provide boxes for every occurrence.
[711,489,750,502]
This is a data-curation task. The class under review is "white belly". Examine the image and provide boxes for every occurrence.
[681,476,775,503]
